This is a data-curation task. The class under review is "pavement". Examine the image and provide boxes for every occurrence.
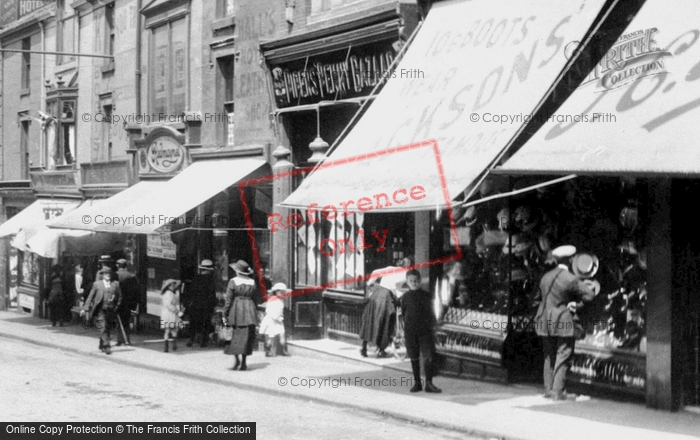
[1,309,699,440]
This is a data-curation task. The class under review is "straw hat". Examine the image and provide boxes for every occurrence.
[270,282,289,293]
[161,279,182,293]
[572,253,599,278]
[99,267,113,275]
[551,245,577,259]
[198,259,215,271]
[230,260,254,275]
[99,255,113,262]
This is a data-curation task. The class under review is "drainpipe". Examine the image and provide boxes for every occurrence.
[135,0,142,115]
[39,20,46,168]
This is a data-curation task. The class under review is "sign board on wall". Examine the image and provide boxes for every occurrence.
[18,293,35,311]
[147,233,176,260]
[270,41,397,108]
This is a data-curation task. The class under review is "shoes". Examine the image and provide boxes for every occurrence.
[164,341,169,353]
[186,341,193,347]
[424,382,442,393]
[553,392,578,401]
[116,342,124,347]
[232,357,240,370]
[103,346,112,355]
[410,383,423,393]
[52,322,57,327]
[377,351,389,358]
[360,348,368,358]
[239,362,247,371]
[542,392,553,399]
[172,340,178,351]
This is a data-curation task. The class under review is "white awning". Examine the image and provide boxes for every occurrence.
[49,159,269,234]
[281,0,608,211]
[498,0,700,176]
[0,199,81,239]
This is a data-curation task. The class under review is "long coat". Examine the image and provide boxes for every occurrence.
[533,266,595,337]
[160,289,181,329]
[83,280,121,321]
[116,268,140,313]
[223,277,261,327]
[185,273,218,321]
[359,285,396,350]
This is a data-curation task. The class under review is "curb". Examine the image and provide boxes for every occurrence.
[0,330,517,440]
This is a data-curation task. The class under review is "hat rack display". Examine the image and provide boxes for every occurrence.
[434,176,649,392]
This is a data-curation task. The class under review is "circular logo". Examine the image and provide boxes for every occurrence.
[146,136,184,173]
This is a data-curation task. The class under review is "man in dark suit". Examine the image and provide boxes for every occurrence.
[533,245,596,400]
[81,267,122,355]
[115,259,139,346]
[184,259,218,348]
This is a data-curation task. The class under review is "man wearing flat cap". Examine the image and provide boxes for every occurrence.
[533,245,595,400]
[184,259,218,348]
[81,267,122,354]
[115,259,139,346]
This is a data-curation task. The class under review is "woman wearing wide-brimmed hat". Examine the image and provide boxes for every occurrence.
[222,260,262,370]
[160,279,183,353]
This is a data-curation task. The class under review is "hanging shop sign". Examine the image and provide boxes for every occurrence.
[270,40,397,108]
[146,136,185,174]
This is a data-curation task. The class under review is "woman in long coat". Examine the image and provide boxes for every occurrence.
[359,277,397,357]
[223,260,262,370]
[47,265,65,327]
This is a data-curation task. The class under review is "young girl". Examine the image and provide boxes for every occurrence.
[160,279,183,353]
[259,283,290,357]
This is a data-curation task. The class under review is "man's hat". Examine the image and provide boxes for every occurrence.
[99,267,113,275]
[551,245,577,259]
[99,255,113,262]
[198,259,215,271]
[572,253,599,278]
[270,282,289,292]
[116,258,127,265]
[230,260,254,275]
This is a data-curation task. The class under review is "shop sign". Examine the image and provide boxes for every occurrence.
[42,207,64,220]
[18,293,35,310]
[146,136,185,173]
[271,41,397,108]
[18,0,51,18]
[147,232,176,260]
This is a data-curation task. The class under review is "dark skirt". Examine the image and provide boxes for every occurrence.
[224,325,255,355]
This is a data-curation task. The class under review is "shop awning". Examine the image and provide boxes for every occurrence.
[0,199,82,240]
[49,159,269,234]
[281,0,608,212]
[0,199,82,239]
[497,0,700,176]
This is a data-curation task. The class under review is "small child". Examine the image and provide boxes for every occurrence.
[160,279,183,353]
[259,283,290,357]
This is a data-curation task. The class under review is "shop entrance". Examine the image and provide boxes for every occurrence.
[675,181,700,408]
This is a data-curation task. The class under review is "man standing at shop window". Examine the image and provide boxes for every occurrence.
[81,267,122,355]
[533,245,595,400]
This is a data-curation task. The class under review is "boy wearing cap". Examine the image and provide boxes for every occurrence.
[533,245,596,400]
[81,267,122,355]
[259,283,290,357]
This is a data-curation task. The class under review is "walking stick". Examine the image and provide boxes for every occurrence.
[117,314,128,344]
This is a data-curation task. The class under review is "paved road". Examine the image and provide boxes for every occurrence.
[0,337,487,440]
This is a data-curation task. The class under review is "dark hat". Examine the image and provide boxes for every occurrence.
[99,255,113,262]
[116,258,127,265]
[198,259,215,271]
[99,267,113,275]
[230,260,254,275]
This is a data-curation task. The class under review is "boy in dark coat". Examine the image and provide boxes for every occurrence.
[401,269,441,393]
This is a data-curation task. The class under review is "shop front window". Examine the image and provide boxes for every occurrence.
[19,251,41,287]
[435,176,648,390]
